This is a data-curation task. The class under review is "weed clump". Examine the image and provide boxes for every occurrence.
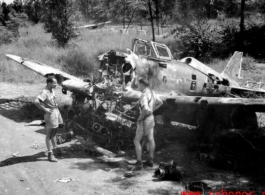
[0,26,14,44]
[57,48,97,77]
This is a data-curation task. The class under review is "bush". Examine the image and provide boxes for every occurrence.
[244,24,265,60]
[172,19,221,62]
[57,48,97,77]
[0,12,29,45]
[0,26,14,44]
[169,17,265,62]
[218,19,265,60]
[241,55,256,70]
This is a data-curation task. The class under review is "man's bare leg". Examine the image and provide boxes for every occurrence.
[51,128,66,155]
[50,128,57,149]
[45,127,53,152]
[144,127,155,167]
[134,132,143,162]
[46,127,57,162]
[146,127,155,159]
[128,128,144,171]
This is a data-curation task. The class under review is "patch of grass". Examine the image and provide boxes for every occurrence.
[242,55,256,70]
[2,22,263,85]
[206,57,230,73]
[0,24,150,83]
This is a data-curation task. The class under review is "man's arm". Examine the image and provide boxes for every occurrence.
[34,97,51,114]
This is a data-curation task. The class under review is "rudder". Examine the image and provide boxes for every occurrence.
[221,51,243,83]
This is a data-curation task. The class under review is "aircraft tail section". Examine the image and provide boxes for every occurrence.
[221,51,243,84]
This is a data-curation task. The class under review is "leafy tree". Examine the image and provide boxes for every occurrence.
[23,0,42,23]
[224,0,239,17]
[172,18,219,61]
[41,0,79,47]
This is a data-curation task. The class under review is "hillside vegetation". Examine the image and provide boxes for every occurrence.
[0,24,150,83]
[0,23,261,84]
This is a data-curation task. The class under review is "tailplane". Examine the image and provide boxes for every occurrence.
[221,51,243,83]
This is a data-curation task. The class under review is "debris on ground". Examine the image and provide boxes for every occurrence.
[154,160,182,181]
[56,131,73,144]
[25,120,44,126]
[76,136,116,158]
[30,144,39,149]
[115,150,125,157]
[97,155,124,163]
[54,178,73,183]
[124,171,141,178]
[186,181,212,192]
[124,159,137,165]
[12,152,19,157]
[186,180,226,192]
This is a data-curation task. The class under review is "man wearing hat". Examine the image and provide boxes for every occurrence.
[131,76,163,171]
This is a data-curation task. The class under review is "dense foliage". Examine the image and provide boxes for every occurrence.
[41,0,79,47]
[1,0,265,57]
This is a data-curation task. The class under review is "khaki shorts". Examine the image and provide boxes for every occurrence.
[44,108,63,129]
[136,115,155,137]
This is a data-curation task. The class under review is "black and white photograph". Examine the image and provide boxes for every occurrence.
[0,0,265,194]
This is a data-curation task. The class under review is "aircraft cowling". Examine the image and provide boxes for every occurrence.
[61,80,93,96]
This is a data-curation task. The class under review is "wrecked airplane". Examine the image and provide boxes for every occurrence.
[6,38,265,151]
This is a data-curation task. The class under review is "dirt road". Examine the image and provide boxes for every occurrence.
[0,82,263,195]
[0,82,185,195]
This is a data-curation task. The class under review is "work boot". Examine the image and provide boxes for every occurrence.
[48,152,58,162]
[128,161,143,171]
[144,158,154,167]
[53,147,67,156]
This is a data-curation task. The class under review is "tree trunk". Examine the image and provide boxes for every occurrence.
[148,0,155,41]
[123,1,125,29]
[240,0,245,50]
[155,0,159,35]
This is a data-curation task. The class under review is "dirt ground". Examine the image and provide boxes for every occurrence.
[0,82,264,195]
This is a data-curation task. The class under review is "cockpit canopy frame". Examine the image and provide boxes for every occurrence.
[131,38,173,61]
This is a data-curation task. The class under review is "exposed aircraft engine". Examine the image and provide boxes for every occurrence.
[65,86,139,152]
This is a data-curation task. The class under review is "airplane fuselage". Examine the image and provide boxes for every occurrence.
[131,55,231,98]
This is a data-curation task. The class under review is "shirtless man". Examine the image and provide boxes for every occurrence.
[131,77,163,171]
[34,77,64,162]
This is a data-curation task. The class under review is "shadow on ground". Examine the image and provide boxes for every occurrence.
[0,98,68,123]
[0,98,43,123]
[0,143,100,168]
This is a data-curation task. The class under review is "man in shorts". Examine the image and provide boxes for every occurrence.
[131,77,163,171]
[34,77,64,162]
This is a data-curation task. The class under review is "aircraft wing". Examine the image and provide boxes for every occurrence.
[6,54,82,82]
[159,95,265,127]
[76,24,97,29]
[75,21,111,30]
[231,86,265,94]
[165,96,265,112]
[6,54,93,96]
